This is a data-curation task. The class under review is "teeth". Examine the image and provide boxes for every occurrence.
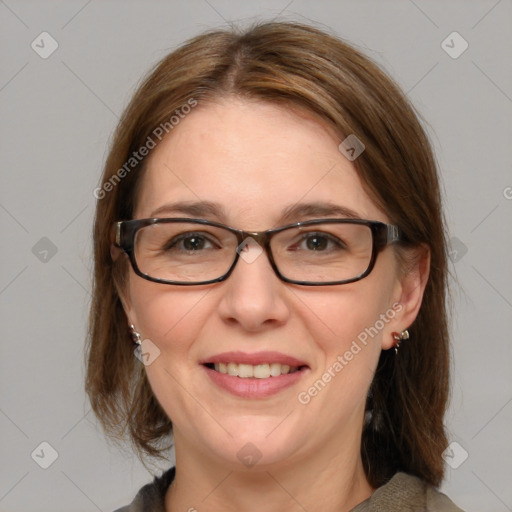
[238,364,254,378]
[270,363,282,377]
[227,363,238,376]
[253,364,270,379]
[212,362,300,378]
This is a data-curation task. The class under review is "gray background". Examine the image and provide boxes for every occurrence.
[1,0,511,511]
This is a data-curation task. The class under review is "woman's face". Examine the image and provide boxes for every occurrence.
[123,98,416,470]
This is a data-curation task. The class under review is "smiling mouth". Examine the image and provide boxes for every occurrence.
[204,362,307,378]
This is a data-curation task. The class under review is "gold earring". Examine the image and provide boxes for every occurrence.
[392,329,410,354]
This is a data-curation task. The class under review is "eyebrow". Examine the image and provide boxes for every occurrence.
[279,202,361,224]
[149,200,228,221]
[149,200,362,225]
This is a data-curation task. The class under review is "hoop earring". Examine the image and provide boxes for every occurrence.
[392,329,410,354]
[129,324,142,346]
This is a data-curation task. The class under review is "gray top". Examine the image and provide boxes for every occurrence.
[114,467,464,512]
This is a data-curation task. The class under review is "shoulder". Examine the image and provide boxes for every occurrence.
[351,472,465,512]
[112,466,175,512]
[425,482,465,512]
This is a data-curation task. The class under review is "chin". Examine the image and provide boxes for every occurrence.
[196,417,307,471]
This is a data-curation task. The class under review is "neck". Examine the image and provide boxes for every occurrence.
[165,428,374,512]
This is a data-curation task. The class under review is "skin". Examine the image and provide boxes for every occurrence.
[120,97,430,512]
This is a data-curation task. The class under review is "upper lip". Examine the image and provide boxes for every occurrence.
[201,351,309,367]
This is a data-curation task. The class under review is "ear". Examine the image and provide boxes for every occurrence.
[111,246,138,328]
[119,293,136,327]
[110,243,122,262]
[381,245,431,350]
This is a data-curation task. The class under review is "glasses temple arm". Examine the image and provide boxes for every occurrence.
[387,224,402,244]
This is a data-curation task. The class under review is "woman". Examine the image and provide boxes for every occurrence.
[86,21,464,511]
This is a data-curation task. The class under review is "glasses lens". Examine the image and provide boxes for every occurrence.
[134,222,237,283]
[271,222,373,283]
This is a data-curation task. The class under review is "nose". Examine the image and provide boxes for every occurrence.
[216,238,290,332]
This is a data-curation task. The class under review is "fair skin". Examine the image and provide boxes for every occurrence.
[120,97,429,512]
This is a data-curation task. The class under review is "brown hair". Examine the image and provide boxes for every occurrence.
[85,21,450,488]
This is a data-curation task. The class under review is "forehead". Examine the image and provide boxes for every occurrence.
[134,98,386,227]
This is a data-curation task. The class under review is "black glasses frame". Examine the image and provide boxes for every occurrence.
[114,217,403,286]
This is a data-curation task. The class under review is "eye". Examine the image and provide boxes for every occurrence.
[164,232,218,252]
[296,232,346,252]
[304,234,328,251]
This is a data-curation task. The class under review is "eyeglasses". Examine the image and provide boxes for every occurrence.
[113,218,402,286]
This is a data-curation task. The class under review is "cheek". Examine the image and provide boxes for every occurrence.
[127,280,216,429]
[128,275,209,353]
[296,284,394,405]
[303,284,392,353]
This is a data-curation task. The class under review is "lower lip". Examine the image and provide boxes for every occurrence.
[202,365,309,398]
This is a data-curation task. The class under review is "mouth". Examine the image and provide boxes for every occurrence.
[203,362,305,378]
[200,351,310,398]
